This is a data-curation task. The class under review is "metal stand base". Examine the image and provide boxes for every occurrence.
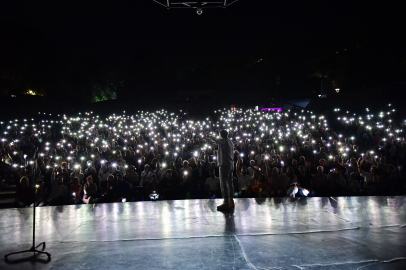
[4,156,52,264]
[4,242,51,262]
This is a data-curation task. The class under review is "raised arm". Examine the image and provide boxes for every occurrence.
[208,134,225,146]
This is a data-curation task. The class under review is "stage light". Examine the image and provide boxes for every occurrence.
[196,7,203,15]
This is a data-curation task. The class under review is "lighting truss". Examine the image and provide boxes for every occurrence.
[152,0,239,9]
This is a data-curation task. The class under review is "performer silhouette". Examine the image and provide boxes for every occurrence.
[208,129,234,210]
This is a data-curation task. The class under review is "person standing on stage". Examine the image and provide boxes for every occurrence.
[207,129,234,211]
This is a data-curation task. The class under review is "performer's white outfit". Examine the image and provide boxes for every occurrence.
[211,136,234,200]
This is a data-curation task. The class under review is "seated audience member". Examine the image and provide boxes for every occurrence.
[236,165,251,198]
[359,163,380,195]
[250,170,268,198]
[247,160,258,176]
[47,176,69,206]
[210,162,219,177]
[192,160,209,184]
[83,176,98,204]
[99,174,113,195]
[15,167,30,187]
[69,177,82,204]
[310,166,329,196]
[146,174,161,200]
[189,157,197,169]
[116,155,126,174]
[140,164,152,187]
[125,165,139,186]
[179,169,192,199]
[379,164,397,195]
[179,160,193,178]
[318,159,330,173]
[152,162,164,182]
[43,166,55,197]
[205,169,221,198]
[114,173,132,201]
[202,155,211,171]
[297,166,312,196]
[190,160,208,198]
[291,159,300,175]
[329,156,344,172]
[58,163,71,186]
[85,166,99,184]
[94,175,116,203]
[266,164,289,197]
[98,164,110,186]
[71,166,85,185]
[175,157,183,170]
[347,172,361,195]
[344,158,358,179]
[328,168,348,196]
[114,165,125,180]
[284,166,300,197]
[14,176,33,207]
[160,169,179,200]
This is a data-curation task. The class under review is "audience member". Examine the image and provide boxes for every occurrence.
[47,176,69,206]
[205,169,221,198]
[83,176,98,204]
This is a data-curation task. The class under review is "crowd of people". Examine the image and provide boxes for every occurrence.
[1,104,406,208]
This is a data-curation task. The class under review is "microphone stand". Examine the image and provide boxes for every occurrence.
[4,151,51,262]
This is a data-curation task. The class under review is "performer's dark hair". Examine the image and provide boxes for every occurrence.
[220,129,228,138]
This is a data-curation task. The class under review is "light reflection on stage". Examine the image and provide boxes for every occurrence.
[1,197,406,269]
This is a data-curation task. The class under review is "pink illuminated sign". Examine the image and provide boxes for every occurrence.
[261,108,282,112]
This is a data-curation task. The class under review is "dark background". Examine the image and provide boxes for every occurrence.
[0,0,405,112]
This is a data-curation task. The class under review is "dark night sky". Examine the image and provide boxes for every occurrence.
[1,0,405,100]
[1,1,391,57]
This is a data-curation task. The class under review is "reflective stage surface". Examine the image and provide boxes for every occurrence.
[1,197,406,269]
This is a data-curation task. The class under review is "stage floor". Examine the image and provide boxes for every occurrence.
[1,197,406,269]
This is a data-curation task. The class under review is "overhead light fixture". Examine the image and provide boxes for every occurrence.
[335,88,340,93]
